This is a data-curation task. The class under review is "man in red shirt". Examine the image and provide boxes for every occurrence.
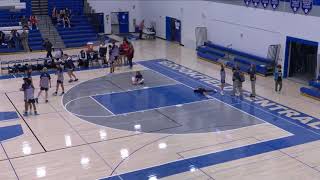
[30,16,38,30]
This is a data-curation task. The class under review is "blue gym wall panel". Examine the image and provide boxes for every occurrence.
[166,16,172,41]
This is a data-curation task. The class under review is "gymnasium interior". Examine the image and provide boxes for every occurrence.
[0,0,320,179]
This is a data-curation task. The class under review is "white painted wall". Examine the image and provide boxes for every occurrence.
[88,0,142,34]
[140,0,320,63]
[88,0,320,68]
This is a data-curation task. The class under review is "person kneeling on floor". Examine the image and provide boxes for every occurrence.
[132,71,144,85]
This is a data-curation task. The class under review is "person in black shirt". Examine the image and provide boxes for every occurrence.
[132,71,144,85]
[43,39,53,59]
[64,54,78,83]
[248,64,256,98]
[194,87,217,96]
[99,42,108,64]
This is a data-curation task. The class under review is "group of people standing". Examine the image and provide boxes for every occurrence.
[0,15,38,51]
[219,63,283,98]
[20,54,79,116]
[106,38,135,73]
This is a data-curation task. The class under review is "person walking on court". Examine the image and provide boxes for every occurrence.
[274,64,283,93]
[20,78,38,116]
[64,54,78,83]
[220,64,226,95]
[36,67,51,103]
[53,65,65,96]
[248,64,256,98]
[43,39,53,59]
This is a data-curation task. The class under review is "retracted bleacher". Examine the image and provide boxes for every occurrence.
[49,0,99,48]
[0,0,43,53]
[301,76,320,100]
[197,41,275,76]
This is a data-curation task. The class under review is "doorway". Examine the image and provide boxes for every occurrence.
[166,16,181,44]
[284,37,318,82]
[110,12,129,34]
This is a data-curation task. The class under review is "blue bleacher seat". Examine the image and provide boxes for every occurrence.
[300,87,320,100]
[197,41,275,76]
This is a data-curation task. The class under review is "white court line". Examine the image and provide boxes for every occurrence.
[68,98,216,118]
[99,128,289,180]
[142,62,278,127]
[63,83,178,109]
[90,96,115,116]
[141,60,320,136]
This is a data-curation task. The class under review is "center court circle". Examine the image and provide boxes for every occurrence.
[63,70,263,134]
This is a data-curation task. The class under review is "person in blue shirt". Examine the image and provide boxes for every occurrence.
[220,64,226,95]
[274,64,283,93]
[248,64,256,98]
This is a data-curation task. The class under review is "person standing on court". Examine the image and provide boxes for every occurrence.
[139,20,144,39]
[220,64,226,95]
[64,54,79,83]
[20,28,29,52]
[43,39,53,59]
[36,67,51,103]
[53,65,65,96]
[238,68,245,98]
[248,64,256,98]
[20,78,38,116]
[274,64,283,93]
[127,42,135,69]
[231,66,238,96]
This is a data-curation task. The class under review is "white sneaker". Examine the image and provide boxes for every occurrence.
[220,91,224,96]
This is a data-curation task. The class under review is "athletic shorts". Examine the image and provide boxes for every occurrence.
[67,68,74,73]
[40,87,49,91]
[27,99,35,103]
[57,80,63,84]
[221,80,225,84]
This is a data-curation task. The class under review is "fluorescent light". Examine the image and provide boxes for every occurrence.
[22,141,31,155]
[120,149,129,159]
[99,130,107,140]
[134,124,141,131]
[36,167,46,178]
[148,175,158,180]
[80,157,90,169]
[190,166,197,172]
[64,135,72,147]
[158,143,167,149]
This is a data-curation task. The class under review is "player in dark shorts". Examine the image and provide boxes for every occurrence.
[20,78,38,116]
[64,54,78,83]
[53,65,65,96]
[36,67,51,103]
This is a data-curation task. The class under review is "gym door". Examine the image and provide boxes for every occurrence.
[166,16,181,44]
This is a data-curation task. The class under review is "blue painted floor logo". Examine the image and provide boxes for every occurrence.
[0,111,23,142]
[62,59,320,180]
[98,59,320,180]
